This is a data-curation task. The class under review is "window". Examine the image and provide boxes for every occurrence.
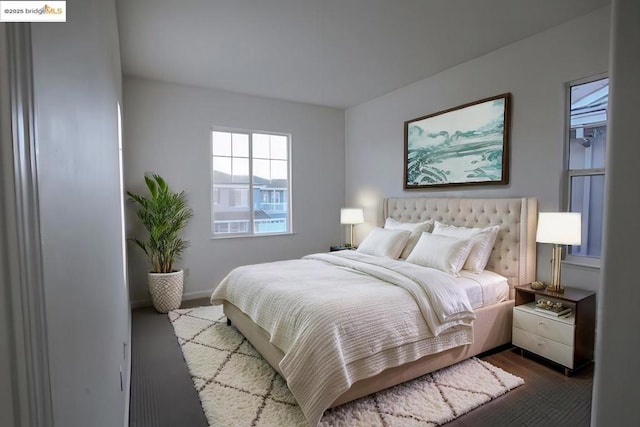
[229,189,247,207]
[211,128,291,237]
[566,76,608,265]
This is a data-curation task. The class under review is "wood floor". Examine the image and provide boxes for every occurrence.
[130,298,593,426]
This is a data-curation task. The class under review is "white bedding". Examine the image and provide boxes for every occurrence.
[458,270,509,309]
[210,251,477,426]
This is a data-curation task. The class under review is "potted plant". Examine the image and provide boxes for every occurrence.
[127,174,193,313]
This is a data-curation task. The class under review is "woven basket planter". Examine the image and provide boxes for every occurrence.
[148,270,184,313]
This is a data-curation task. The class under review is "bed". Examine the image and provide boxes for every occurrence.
[211,197,537,426]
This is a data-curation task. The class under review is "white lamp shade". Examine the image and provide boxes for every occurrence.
[536,212,582,245]
[340,208,364,225]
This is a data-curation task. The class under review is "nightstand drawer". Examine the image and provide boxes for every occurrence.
[513,327,574,368]
[513,307,575,346]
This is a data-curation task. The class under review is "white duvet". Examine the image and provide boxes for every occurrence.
[210,251,476,426]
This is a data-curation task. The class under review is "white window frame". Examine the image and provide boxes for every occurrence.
[563,74,607,269]
[210,126,292,238]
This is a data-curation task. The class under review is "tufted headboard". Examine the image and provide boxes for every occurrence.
[383,197,537,297]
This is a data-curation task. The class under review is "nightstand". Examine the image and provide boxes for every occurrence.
[330,245,356,252]
[512,285,596,375]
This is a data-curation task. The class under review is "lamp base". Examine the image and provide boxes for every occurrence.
[349,224,354,248]
[547,244,564,294]
[546,284,565,294]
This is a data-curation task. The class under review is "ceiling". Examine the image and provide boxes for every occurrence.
[117,0,610,109]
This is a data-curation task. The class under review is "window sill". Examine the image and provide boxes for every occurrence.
[210,231,295,240]
[562,257,600,270]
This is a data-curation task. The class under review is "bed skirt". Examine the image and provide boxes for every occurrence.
[223,299,514,408]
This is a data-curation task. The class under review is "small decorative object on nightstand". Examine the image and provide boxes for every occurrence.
[512,284,595,375]
[530,281,545,290]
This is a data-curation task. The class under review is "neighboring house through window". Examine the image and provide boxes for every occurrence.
[566,76,608,266]
[211,128,291,237]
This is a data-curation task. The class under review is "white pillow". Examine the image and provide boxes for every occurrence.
[356,227,411,259]
[406,232,474,276]
[432,222,500,273]
[384,218,434,259]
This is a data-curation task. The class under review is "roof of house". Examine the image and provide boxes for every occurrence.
[214,210,271,221]
[213,170,288,189]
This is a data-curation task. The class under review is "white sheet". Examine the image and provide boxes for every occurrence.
[457,270,509,309]
[210,251,476,426]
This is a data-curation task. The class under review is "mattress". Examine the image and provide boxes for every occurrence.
[458,270,509,309]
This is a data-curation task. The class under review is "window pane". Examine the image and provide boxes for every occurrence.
[253,133,270,158]
[271,160,288,180]
[569,78,608,170]
[232,133,249,157]
[232,158,249,183]
[569,174,604,258]
[253,158,270,180]
[213,215,250,235]
[228,188,249,207]
[212,187,251,235]
[270,135,288,160]
[255,217,287,234]
[212,156,231,182]
[212,131,231,156]
[568,125,607,170]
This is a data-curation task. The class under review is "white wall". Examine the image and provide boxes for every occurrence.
[0,247,16,427]
[592,0,640,423]
[345,6,611,292]
[0,23,17,427]
[123,77,345,303]
[30,0,130,425]
[0,207,16,425]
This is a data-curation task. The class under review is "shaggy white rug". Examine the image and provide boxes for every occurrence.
[169,305,523,426]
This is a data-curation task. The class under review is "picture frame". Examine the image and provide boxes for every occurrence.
[404,93,511,189]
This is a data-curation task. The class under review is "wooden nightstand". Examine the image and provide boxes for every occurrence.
[512,284,596,375]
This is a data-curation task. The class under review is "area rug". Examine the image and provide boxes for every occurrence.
[169,305,524,426]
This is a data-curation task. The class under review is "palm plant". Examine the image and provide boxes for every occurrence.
[127,174,193,273]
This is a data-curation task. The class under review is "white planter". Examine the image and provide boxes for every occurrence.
[148,270,184,313]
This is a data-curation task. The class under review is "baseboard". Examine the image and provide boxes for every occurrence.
[130,289,212,309]
[123,317,132,427]
[183,289,213,301]
[130,299,151,309]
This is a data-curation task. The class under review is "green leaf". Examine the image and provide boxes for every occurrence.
[126,174,193,273]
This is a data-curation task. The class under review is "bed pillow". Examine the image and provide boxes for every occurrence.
[406,232,474,276]
[356,227,411,259]
[384,218,434,259]
[432,222,500,273]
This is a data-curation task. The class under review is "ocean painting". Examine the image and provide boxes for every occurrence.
[404,94,510,189]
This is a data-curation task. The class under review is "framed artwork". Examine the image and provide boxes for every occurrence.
[404,93,511,189]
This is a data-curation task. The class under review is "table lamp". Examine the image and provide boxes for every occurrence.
[536,212,582,293]
[340,208,364,248]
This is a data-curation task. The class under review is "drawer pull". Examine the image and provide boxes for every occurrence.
[538,321,545,326]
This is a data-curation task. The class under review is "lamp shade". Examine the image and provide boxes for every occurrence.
[340,208,364,225]
[536,212,582,245]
